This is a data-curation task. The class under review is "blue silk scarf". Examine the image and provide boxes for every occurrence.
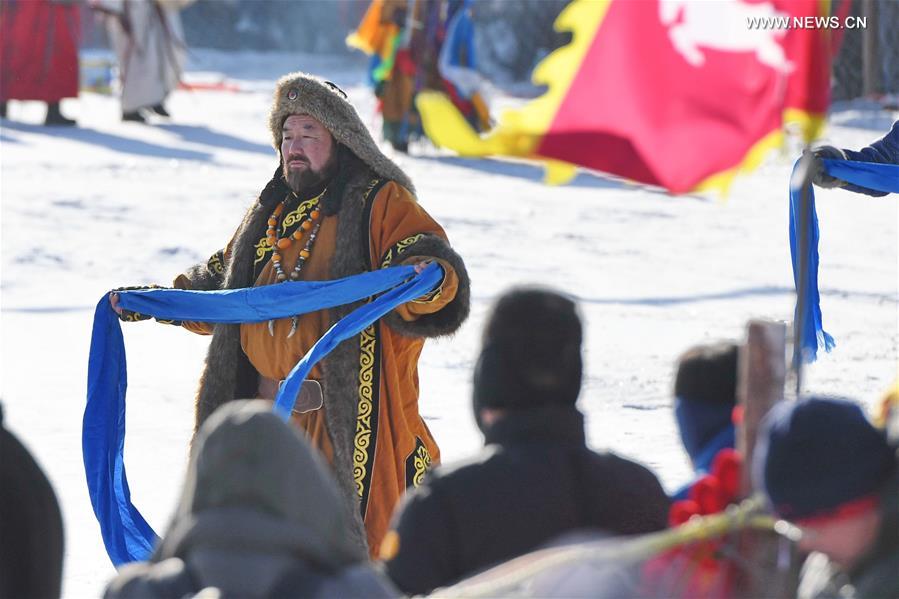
[789,159,898,362]
[84,264,442,566]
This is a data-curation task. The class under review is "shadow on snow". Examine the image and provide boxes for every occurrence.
[412,154,632,190]
[0,120,214,162]
[572,285,898,307]
[155,123,273,155]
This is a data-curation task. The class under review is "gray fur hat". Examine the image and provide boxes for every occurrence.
[164,399,365,568]
[268,72,413,191]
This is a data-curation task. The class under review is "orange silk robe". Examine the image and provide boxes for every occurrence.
[175,181,458,556]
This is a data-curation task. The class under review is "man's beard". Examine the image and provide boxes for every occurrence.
[283,155,337,194]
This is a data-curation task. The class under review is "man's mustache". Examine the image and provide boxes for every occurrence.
[285,154,310,165]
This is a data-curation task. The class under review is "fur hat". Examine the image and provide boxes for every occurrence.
[473,287,583,415]
[268,72,413,192]
[164,400,365,568]
[753,396,898,521]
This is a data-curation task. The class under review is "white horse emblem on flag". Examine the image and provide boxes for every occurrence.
[658,0,794,73]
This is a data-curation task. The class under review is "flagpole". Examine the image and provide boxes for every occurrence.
[791,149,815,398]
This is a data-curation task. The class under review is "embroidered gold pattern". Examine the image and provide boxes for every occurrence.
[361,178,380,206]
[412,444,431,487]
[253,196,321,267]
[353,323,377,497]
[411,285,442,304]
[350,178,386,515]
[253,237,272,266]
[207,251,225,275]
[281,198,319,232]
[380,234,424,269]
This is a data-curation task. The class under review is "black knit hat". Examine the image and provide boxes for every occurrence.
[473,287,583,414]
[673,342,738,463]
[753,396,898,521]
[674,342,738,405]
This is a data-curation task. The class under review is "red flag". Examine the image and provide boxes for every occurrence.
[780,0,834,140]
[417,0,832,193]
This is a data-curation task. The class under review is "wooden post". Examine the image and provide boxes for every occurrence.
[735,320,798,598]
[737,320,786,498]
[861,0,881,97]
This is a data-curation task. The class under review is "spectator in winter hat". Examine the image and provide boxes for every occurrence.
[753,396,899,598]
[671,341,739,500]
[104,400,398,599]
[381,286,670,596]
[0,403,65,599]
[809,120,898,196]
[92,0,191,122]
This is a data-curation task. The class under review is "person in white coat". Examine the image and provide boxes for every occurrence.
[93,0,192,122]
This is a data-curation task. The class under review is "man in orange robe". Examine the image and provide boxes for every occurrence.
[112,73,470,557]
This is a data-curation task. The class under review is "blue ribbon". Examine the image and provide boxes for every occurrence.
[84,264,442,566]
[273,266,443,419]
[789,159,898,362]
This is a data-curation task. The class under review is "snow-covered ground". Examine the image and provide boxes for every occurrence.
[1,50,896,598]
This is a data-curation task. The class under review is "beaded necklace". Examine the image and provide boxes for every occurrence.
[266,190,324,337]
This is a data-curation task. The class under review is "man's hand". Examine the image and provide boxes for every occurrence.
[109,292,124,316]
[808,146,848,189]
[409,260,444,304]
[413,260,432,275]
[108,285,161,322]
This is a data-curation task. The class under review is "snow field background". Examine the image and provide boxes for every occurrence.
[1,51,896,597]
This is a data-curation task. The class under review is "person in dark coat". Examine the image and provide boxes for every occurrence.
[810,120,898,196]
[104,400,399,599]
[753,396,899,599]
[381,287,670,596]
[0,403,65,599]
[671,341,738,500]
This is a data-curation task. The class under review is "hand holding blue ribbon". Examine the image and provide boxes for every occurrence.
[84,264,442,566]
[789,159,898,363]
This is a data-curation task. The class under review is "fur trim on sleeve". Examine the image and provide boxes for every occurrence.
[179,250,226,291]
[383,234,470,338]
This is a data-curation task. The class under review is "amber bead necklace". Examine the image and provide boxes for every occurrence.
[266,190,324,337]
[267,198,322,282]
